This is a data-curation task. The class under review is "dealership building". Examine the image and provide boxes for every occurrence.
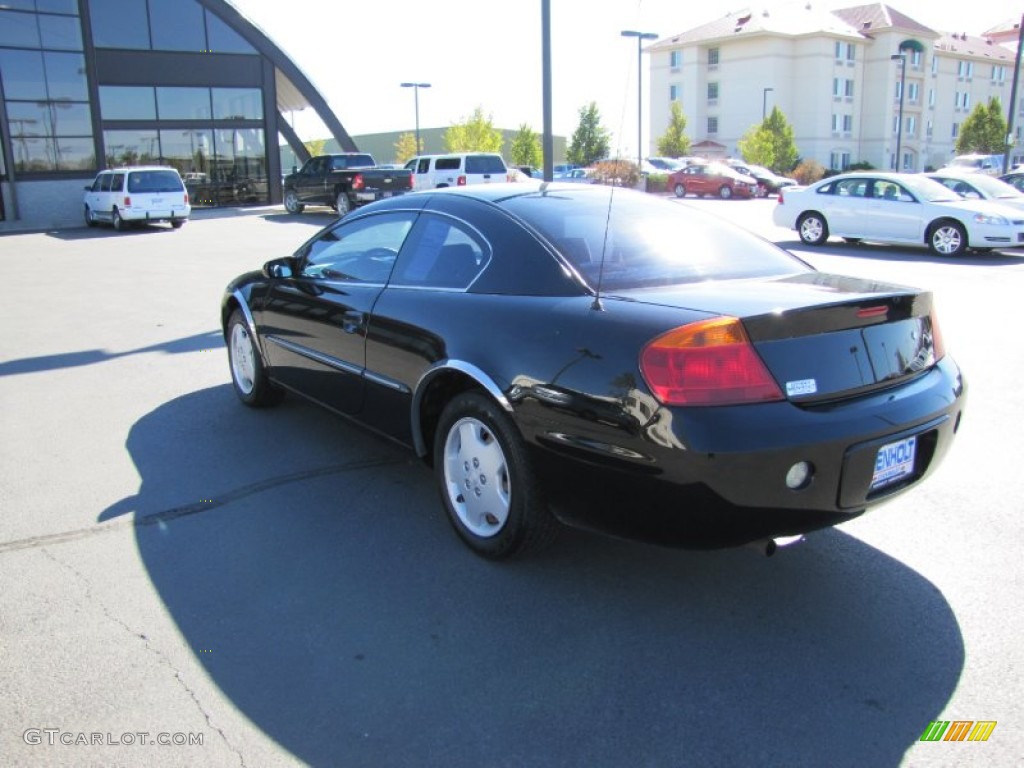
[0,0,353,231]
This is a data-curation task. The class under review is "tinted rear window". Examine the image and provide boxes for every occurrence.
[435,158,461,170]
[501,187,807,291]
[465,155,506,174]
[127,170,183,193]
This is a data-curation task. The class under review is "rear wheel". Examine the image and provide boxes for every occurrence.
[283,190,303,214]
[434,392,558,559]
[719,185,733,199]
[928,221,967,257]
[797,212,828,246]
[335,191,352,217]
[673,183,686,198]
[170,219,185,229]
[227,310,284,407]
[112,208,124,231]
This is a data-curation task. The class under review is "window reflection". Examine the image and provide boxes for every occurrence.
[104,129,160,166]
[88,0,149,49]
[148,0,204,52]
[205,10,255,53]
[212,88,262,120]
[99,86,157,120]
[156,87,211,120]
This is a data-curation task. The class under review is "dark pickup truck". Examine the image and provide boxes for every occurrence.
[282,153,413,216]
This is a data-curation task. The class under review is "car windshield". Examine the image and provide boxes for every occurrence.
[944,174,1023,199]
[502,186,807,291]
[892,175,962,203]
[126,170,184,193]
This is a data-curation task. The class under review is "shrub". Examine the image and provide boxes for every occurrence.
[591,159,641,188]
[792,159,826,185]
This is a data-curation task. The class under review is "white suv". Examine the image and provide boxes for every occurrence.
[406,153,509,188]
[83,166,191,230]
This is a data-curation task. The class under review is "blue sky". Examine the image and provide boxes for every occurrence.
[230,0,1022,156]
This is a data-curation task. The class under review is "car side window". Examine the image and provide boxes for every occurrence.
[834,179,867,197]
[98,174,112,192]
[111,173,125,192]
[298,212,417,283]
[390,214,490,290]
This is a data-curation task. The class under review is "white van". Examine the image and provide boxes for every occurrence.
[83,166,191,230]
[406,153,509,188]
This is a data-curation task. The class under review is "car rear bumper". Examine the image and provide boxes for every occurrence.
[525,357,966,547]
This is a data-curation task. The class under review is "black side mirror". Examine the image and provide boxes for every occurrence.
[292,165,298,174]
[263,257,294,279]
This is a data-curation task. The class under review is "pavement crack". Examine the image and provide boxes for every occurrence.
[0,456,408,555]
[39,548,248,768]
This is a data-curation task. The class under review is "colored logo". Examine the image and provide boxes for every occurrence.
[920,720,997,742]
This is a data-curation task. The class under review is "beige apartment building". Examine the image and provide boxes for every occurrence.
[648,3,1022,172]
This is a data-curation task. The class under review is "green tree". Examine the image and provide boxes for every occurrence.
[655,101,690,158]
[510,123,542,168]
[393,132,420,164]
[737,106,798,174]
[956,97,1008,155]
[443,106,504,153]
[567,102,610,167]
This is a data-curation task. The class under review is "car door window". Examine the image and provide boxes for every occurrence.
[99,174,113,192]
[111,173,125,192]
[298,212,416,283]
[390,214,490,290]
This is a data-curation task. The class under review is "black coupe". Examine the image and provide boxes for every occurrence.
[223,184,966,559]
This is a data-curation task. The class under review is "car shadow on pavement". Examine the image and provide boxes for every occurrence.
[0,331,223,377]
[100,385,965,768]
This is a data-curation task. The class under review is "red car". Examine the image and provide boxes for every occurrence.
[669,163,758,199]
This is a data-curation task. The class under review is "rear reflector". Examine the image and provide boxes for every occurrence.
[640,316,784,406]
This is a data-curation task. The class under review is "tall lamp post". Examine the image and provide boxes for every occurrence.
[762,87,774,120]
[621,30,658,168]
[891,52,907,172]
[400,82,431,153]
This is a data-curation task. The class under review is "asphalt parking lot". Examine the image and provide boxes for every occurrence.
[1,196,1022,767]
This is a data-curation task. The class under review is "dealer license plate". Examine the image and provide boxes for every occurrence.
[871,436,917,489]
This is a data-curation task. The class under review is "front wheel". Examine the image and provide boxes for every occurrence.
[719,185,733,199]
[283,190,303,214]
[928,221,967,257]
[335,191,352,217]
[797,212,829,246]
[227,310,284,407]
[434,392,558,559]
[673,183,686,198]
[84,206,97,227]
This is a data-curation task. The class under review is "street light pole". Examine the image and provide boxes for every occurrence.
[762,87,774,120]
[400,82,431,153]
[891,52,907,172]
[621,30,658,168]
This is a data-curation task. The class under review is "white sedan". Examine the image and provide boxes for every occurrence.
[773,172,1024,256]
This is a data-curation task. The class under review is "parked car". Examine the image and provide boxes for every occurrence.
[937,153,1005,176]
[83,166,190,230]
[668,163,758,199]
[405,153,509,188]
[283,153,413,216]
[999,171,1024,194]
[774,172,1024,256]
[553,168,592,183]
[222,184,965,559]
[645,157,686,172]
[926,171,1024,212]
[727,161,797,197]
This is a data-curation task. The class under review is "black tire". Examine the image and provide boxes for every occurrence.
[170,219,185,229]
[673,183,686,198]
[843,237,861,244]
[283,189,304,214]
[928,221,967,256]
[335,191,352,217]
[797,212,829,246]
[84,206,97,228]
[719,185,733,199]
[112,208,124,231]
[227,310,284,407]
[434,392,559,560]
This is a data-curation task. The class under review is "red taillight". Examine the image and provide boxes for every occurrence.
[640,317,784,406]
[184,192,189,205]
[777,190,785,204]
[352,173,364,191]
[410,173,415,190]
[123,196,131,207]
[457,175,467,186]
